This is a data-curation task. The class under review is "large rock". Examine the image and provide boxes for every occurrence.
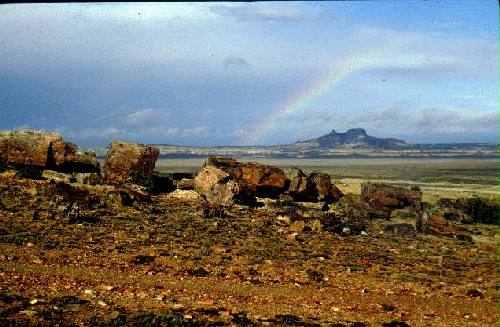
[323,194,369,234]
[194,166,245,205]
[286,167,309,199]
[74,173,101,185]
[236,162,287,197]
[417,212,472,241]
[177,178,195,190]
[205,156,286,198]
[103,141,159,185]
[361,183,422,218]
[435,197,499,225]
[307,171,343,203]
[50,141,100,173]
[0,130,100,174]
[0,130,62,167]
[286,168,342,203]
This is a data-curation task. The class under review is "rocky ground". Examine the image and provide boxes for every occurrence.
[0,175,498,327]
[0,130,498,327]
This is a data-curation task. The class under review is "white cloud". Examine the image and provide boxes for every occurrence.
[126,108,170,125]
[347,104,499,135]
[210,5,320,22]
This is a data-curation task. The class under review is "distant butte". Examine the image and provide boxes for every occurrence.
[292,128,408,150]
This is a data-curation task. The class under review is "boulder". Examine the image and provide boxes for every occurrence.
[177,178,195,190]
[361,183,422,219]
[322,195,369,234]
[50,141,100,173]
[435,197,498,225]
[205,156,238,169]
[194,166,246,205]
[0,130,100,174]
[306,171,343,203]
[205,156,286,198]
[286,167,309,199]
[417,212,472,241]
[237,162,287,198]
[0,130,62,167]
[103,141,159,185]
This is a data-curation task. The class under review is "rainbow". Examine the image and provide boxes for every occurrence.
[244,51,383,145]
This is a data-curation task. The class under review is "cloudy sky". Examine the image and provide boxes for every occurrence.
[0,2,498,146]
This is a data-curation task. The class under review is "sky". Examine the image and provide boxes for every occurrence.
[0,1,498,146]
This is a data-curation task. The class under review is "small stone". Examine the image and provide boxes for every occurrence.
[172,303,184,310]
[100,285,114,291]
[98,300,107,307]
[466,289,484,298]
[20,310,37,316]
[29,299,38,305]
[275,215,291,225]
[308,219,322,232]
[107,311,120,320]
[290,220,305,232]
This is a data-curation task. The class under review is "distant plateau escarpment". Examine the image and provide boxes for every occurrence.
[72,128,500,159]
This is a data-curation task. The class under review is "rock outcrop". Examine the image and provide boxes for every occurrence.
[286,167,342,203]
[0,130,100,173]
[194,166,247,205]
[417,212,472,241]
[286,167,308,199]
[361,183,422,218]
[205,157,287,198]
[307,171,343,203]
[0,130,62,167]
[103,141,159,185]
[292,128,408,150]
[322,195,369,234]
[50,141,100,173]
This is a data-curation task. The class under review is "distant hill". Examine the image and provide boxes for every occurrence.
[292,128,408,149]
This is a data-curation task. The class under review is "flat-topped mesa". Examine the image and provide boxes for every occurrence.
[0,129,100,173]
[103,141,159,186]
[294,127,407,149]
